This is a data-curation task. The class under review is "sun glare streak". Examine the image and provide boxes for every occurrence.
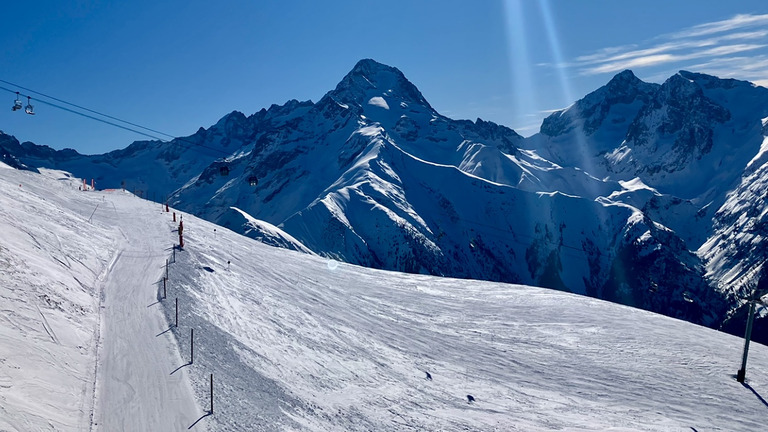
[537,0,606,216]
[503,0,535,127]
[537,0,575,106]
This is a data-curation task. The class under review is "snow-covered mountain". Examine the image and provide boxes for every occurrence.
[2,163,768,431]
[3,59,768,341]
[528,68,768,338]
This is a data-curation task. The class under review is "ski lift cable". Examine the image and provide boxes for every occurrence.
[35,97,167,141]
[0,78,176,139]
[0,85,165,140]
[0,83,232,157]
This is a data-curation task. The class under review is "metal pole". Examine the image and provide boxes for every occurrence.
[191,328,194,364]
[210,373,214,413]
[175,297,178,327]
[737,300,757,383]
[166,259,169,280]
[163,277,166,299]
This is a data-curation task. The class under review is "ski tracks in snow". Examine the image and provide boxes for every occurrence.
[91,195,206,431]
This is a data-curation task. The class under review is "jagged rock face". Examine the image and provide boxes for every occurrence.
[5,60,768,340]
[599,213,726,326]
[541,70,658,137]
[618,73,730,177]
[0,132,38,171]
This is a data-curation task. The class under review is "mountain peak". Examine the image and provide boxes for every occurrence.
[606,69,641,90]
[540,69,657,137]
[324,59,434,113]
[348,58,396,77]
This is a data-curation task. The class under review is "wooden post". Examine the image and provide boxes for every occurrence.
[737,300,757,383]
[191,329,194,364]
[210,373,214,414]
[175,297,178,327]
[179,220,184,249]
[173,211,176,222]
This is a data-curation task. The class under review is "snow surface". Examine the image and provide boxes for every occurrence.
[165,210,768,431]
[367,96,390,110]
[3,165,768,431]
[0,167,205,431]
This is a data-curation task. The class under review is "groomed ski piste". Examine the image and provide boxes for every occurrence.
[1,162,767,431]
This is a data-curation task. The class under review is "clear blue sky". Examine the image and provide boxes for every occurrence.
[2,0,767,154]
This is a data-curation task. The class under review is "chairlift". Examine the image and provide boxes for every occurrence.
[219,165,230,176]
[24,96,35,115]
[247,176,259,187]
[12,92,22,111]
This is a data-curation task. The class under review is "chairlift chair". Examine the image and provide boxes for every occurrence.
[247,176,258,187]
[12,92,22,111]
[24,96,34,115]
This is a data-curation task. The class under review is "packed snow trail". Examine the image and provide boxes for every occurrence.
[92,193,205,431]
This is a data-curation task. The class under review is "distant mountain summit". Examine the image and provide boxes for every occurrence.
[541,69,658,137]
[4,59,768,341]
[328,58,435,113]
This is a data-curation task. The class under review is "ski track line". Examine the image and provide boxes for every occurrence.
[90,196,205,432]
[88,248,121,432]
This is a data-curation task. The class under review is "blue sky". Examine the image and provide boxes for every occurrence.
[1,0,767,154]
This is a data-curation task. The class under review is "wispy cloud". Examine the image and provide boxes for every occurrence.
[566,13,768,84]
[582,44,766,75]
[669,14,768,39]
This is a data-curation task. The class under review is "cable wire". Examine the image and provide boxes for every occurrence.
[0,78,176,139]
[0,82,233,158]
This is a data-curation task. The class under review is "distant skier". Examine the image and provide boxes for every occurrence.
[425,371,432,381]
[466,395,475,403]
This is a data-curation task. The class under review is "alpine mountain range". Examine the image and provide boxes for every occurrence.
[3,59,768,341]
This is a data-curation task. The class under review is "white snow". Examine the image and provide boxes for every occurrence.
[2,165,768,431]
[0,168,205,431]
[367,96,390,110]
[746,135,768,171]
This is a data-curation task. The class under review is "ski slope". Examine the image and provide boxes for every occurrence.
[1,163,768,431]
[93,192,203,430]
[0,164,206,431]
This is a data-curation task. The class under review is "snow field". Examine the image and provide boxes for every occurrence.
[163,208,768,431]
[0,168,117,431]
